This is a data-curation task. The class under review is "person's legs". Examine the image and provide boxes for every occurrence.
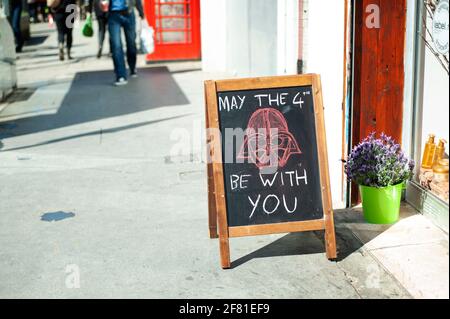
[65,14,73,59]
[42,3,48,22]
[106,17,112,55]
[123,12,137,74]
[66,26,73,59]
[64,7,76,59]
[108,12,127,80]
[97,16,107,57]
[10,3,24,52]
[54,14,66,44]
[37,3,44,22]
[29,3,37,23]
[54,13,66,60]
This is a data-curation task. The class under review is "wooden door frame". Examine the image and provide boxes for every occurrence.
[348,0,407,205]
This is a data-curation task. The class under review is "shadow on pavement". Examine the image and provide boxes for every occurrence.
[2,114,192,152]
[231,209,394,268]
[231,232,330,268]
[22,52,62,59]
[25,35,49,46]
[2,88,37,103]
[17,55,103,70]
[170,68,202,74]
[0,66,190,140]
[19,43,87,54]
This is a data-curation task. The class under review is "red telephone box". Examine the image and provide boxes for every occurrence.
[144,0,201,61]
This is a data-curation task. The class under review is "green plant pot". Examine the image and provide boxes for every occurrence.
[359,183,403,224]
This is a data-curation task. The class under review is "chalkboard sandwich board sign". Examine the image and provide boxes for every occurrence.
[204,74,337,269]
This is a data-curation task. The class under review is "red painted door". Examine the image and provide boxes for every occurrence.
[144,0,201,61]
[350,0,407,204]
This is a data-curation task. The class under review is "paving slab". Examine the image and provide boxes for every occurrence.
[337,205,449,299]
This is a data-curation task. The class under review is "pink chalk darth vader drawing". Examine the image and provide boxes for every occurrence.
[237,108,302,169]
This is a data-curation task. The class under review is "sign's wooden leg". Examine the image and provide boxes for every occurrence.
[324,211,337,260]
[205,80,230,268]
[219,236,231,269]
[205,83,218,240]
[217,197,230,269]
[207,163,218,239]
[208,208,218,238]
[209,223,218,239]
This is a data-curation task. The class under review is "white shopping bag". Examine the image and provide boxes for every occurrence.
[140,19,155,54]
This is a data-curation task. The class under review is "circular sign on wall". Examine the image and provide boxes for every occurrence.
[432,0,449,55]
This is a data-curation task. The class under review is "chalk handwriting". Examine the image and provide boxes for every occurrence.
[219,95,246,112]
[219,90,311,112]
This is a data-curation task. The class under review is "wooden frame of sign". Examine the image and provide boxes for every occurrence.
[204,74,337,269]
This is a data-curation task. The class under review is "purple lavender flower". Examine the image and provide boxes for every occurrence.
[344,132,415,188]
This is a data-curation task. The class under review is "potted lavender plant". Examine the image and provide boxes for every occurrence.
[345,133,415,224]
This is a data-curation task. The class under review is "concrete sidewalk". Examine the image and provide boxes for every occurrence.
[0,23,448,299]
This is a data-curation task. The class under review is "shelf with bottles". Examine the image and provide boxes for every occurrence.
[419,134,449,203]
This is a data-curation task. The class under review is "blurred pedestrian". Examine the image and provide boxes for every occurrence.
[50,0,76,60]
[28,0,37,23]
[86,0,110,58]
[40,0,49,22]
[108,0,144,86]
[32,0,48,22]
[4,0,24,52]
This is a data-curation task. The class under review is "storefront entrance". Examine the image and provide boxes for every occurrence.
[144,0,201,61]
[344,0,408,205]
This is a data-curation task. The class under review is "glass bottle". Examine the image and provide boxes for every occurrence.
[421,134,436,169]
[433,138,447,165]
[432,159,449,183]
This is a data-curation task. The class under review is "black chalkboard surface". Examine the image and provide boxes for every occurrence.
[217,86,324,227]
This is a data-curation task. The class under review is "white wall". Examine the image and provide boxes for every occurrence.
[277,0,299,75]
[201,0,297,77]
[225,0,279,77]
[200,0,227,73]
[302,0,345,208]
[224,0,252,76]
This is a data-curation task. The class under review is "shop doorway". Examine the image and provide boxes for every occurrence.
[144,0,201,61]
